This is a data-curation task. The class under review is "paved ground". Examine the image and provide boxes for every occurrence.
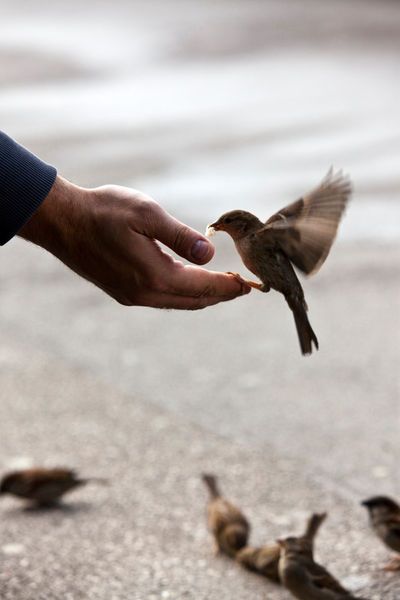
[0,331,395,600]
[1,0,400,598]
[0,239,399,599]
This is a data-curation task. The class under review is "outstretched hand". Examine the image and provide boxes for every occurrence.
[19,176,251,309]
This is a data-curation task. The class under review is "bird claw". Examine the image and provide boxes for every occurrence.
[226,272,264,291]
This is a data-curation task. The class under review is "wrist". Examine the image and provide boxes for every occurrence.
[18,176,89,255]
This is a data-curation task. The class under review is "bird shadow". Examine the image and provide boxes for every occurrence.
[4,500,93,517]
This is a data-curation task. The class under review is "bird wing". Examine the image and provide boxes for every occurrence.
[259,168,351,275]
[223,499,249,528]
[385,517,400,541]
[209,498,249,532]
[21,468,79,498]
[237,545,280,580]
[307,561,350,594]
[25,468,77,484]
[377,513,400,534]
[386,514,400,527]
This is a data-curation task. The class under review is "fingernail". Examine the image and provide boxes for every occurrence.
[191,239,210,260]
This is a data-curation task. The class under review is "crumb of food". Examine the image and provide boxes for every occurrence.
[205,225,216,237]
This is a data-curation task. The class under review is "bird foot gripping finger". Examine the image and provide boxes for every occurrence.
[226,272,264,291]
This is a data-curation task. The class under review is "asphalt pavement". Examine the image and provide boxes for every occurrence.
[0,239,399,599]
[1,0,400,598]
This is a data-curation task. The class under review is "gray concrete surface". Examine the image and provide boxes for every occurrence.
[0,239,399,599]
[1,0,400,598]
[0,336,394,600]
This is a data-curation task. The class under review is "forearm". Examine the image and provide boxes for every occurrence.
[0,131,57,245]
[18,175,87,257]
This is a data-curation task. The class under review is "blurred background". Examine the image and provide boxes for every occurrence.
[0,1,399,598]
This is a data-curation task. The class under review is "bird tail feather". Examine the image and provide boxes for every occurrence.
[79,477,109,486]
[288,300,319,355]
[302,512,327,542]
[201,473,221,499]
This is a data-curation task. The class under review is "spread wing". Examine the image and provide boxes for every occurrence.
[259,168,352,275]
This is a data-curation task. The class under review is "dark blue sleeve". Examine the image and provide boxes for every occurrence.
[0,131,57,245]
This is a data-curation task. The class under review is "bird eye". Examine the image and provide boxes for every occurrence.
[224,217,233,224]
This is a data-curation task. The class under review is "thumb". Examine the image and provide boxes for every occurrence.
[154,209,215,265]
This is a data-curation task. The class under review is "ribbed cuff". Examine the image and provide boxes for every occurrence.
[0,131,57,245]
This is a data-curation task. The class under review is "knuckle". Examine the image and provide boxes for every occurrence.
[194,284,215,298]
[135,196,161,219]
[172,224,190,252]
[129,196,162,231]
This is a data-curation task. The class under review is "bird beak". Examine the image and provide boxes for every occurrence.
[205,220,223,237]
[276,539,284,547]
[209,220,222,230]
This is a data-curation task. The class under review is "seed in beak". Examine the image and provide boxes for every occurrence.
[205,224,217,237]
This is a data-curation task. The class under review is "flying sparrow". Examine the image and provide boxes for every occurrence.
[206,168,351,355]
[237,512,327,583]
[278,535,367,599]
[361,496,400,571]
[0,468,107,506]
[202,473,250,558]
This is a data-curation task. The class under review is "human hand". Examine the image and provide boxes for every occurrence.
[19,176,251,309]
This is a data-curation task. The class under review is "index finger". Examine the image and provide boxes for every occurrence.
[167,264,251,298]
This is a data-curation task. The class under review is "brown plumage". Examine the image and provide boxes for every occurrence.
[202,473,250,558]
[237,512,327,583]
[207,168,351,355]
[278,535,368,599]
[362,496,400,571]
[0,468,106,505]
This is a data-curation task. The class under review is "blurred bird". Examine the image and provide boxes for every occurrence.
[206,168,351,355]
[361,496,400,571]
[202,473,250,558]
[0,468,107,506]
[278,535,367,599]
[237,512,327,583]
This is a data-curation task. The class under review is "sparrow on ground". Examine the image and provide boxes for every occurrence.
[206,168,351,355]
[361,496,400,571]
[202,473,250,558]
[0,468,107,506]
[278,535,367,599]
[237,512,327,583]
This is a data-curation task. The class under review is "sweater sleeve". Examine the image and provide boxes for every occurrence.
[0,131,57,245]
